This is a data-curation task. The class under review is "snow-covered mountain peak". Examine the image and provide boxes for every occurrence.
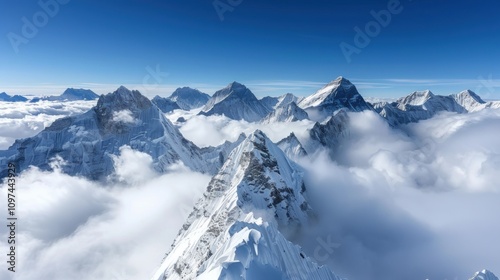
[169,87,210,110]
[300,77,355,108]
[277,132,308,159]
[276,93,301,107]
[469,269,499,280]
[217,81,254,100]
[453,89,485,105]
[330,76,351,85]
[261,101,309,123]
[97,86,151,114]
[150,130,340,280]
[200,82,270,122]
[397,90,435,106]
[298,77,371,119]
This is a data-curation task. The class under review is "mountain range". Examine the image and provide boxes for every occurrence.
[30,88,100,102]
[0,92,28,102]
[152,87,210,113]
[1,78,499,279]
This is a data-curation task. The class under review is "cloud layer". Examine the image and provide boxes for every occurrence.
[296,109,500,280]
[0,100,96,149]
[167,109,315,148]
[0,102,499,280]
[0,146,210,280]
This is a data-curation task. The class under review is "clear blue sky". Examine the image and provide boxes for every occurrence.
[1,0,499,98]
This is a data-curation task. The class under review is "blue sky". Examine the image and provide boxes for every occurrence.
[1,0,499,98]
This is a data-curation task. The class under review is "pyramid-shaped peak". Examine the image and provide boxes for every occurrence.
[171,86,203,96]
[227,81,247,89]
[212,82,252,98]
[457,89,485,102]
[330,76,353,85]
[397,90,435,106]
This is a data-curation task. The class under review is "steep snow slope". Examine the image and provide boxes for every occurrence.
[261,102,309,124]
[152,130,341,280]
[261,93,303,111]
[199,82,270,122]
[170,87,210,110]
[277,132,308,160]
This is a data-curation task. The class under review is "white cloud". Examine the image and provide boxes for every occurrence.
[112,110,138,125]
[292,109,500,280]
[1,98,499,280]
[166,111,315,148]
[0,100,95,149]
[0,147,211,280]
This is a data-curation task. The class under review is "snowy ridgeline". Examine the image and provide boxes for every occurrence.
[152,131,343,280]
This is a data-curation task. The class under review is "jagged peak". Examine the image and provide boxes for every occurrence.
[319,76,355,93]
[96,86,152,114]
[298,76,366,112]
[116,85,132,94]
[278,132,301,144]
[249,129,267,140]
